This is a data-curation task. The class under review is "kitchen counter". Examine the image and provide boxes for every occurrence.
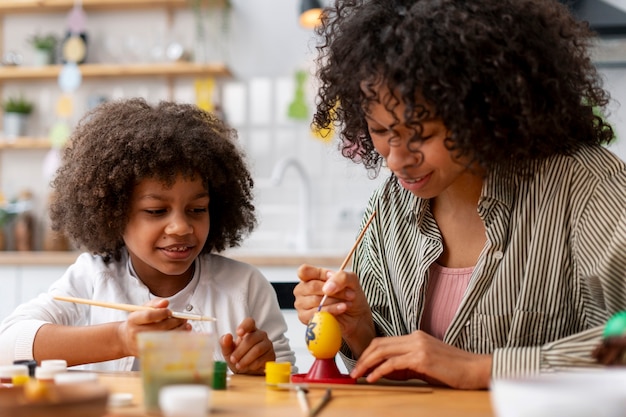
[0,250,347,267]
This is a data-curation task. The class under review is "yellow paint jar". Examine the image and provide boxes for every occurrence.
[0,364,28,385]
[265,361,291,387]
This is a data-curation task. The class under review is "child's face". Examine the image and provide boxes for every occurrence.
[363,83,475,199]
[123,174,210,286]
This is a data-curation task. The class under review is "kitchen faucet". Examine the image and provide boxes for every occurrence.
[270,157,311,252]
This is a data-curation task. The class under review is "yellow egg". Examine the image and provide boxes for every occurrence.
[305,311,342,359]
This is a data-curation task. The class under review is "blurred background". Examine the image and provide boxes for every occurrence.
[0,0,386,255]
[0,0,625,254]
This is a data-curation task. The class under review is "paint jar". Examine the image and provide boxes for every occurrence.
[0,364,29,385]
[34,366,57,384]
[212,361,227,390]
[26,367,57,402]
[137,331,214,412]
[265,361,291,388]
[35,360,67,383]
[159,384,210,417]
[40,359,67,373]
[11,371,30,386]
[13,359,37,377]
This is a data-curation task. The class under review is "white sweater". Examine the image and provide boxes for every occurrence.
[0,250,295,371]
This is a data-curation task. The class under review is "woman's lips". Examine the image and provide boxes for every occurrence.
[398,173,431,192]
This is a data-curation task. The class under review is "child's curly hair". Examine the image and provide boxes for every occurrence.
[313,0,614,175]
[50,98,256,261]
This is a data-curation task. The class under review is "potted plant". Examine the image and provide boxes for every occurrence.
[2,95,34,140]
[28,33,58,66]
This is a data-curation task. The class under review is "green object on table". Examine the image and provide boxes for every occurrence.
[603,311,626,338]
[212,361,227,390]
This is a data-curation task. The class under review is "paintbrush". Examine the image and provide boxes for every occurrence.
[53,295,217,322]
[309,388,332,417]
[296,386,311,415]
[317,211,376,311]
[278,382,432,393]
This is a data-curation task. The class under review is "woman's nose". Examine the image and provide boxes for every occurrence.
[385,141,423,173]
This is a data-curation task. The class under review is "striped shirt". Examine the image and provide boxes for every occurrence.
[341,145,626,379]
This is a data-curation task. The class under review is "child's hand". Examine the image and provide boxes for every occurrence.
[117,298,191,357]
[219,317,276,375]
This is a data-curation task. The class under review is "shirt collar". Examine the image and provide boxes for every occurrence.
[480,165,518,211]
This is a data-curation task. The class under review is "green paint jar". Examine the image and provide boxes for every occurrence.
[212,361,227,390]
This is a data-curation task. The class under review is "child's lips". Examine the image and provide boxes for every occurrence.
[160,244,193,252]
[159,244,195,261]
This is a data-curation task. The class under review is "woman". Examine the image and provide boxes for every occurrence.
[294,0,626,389]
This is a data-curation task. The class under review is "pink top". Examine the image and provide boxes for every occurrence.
[420,263,474,340]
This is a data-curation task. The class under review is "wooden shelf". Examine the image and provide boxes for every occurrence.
[0,0,192,13]
[0,251,80,266]
[0,62,232,81]
[0,138,51,149]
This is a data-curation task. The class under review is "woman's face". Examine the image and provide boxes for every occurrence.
[363,84,473,199]
[123,174,210,286]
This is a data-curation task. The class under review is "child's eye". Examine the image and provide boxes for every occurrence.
[145,209,166,215]
[191,207,208,214]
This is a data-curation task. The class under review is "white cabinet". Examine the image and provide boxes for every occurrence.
[17,266,66,306]
[0,264,64,322]
[0,266,17,320]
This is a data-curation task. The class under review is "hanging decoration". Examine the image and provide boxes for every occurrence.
[46,0,88,182]
[50,1,87,150]
[286,69,334,143]
[62,3,88,65]
[287,70,309,121]
[58,63,82,93]
[67,4,88,35]
[194,78,216,113]
[310,103,335,143]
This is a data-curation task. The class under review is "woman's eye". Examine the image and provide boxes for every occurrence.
[368,127,388,135]
[413,133,434,142]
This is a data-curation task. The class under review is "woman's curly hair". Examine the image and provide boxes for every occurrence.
[313,0,614,175]
[50,98,256,261]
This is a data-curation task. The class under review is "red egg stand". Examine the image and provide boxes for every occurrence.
[291,357,356,384]
[290,314,356,384]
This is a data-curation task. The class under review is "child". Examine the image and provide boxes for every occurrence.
[0,98,295,374]
[293,0,626,389]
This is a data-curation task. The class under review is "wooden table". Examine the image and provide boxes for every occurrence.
[100,372,495,417]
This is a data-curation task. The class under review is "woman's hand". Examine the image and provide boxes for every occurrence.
[117,298,191,357]
[350,330,493,390]
[219,317,275,375]
[294,264,376,358]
